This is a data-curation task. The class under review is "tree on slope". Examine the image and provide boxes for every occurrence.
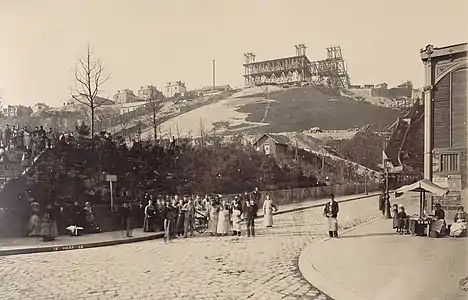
[145,92,165,142]
[72,44,111,138]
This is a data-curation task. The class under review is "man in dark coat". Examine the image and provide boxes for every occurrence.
[245,199,259,237]
[323,194,339,238]
[251,187,261,204]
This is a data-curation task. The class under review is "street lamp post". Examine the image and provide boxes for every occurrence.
[384,158,392,219]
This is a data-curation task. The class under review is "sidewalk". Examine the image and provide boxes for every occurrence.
[0,229,164,256]
[299,200,468,300]
[0,191,378,257]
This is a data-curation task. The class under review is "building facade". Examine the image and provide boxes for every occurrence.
[421,43,468,209]
[163,81,187,98]
[113,89,136,104]
[32,102,50,114]
[137,85,162,101]
[253,133,290,160]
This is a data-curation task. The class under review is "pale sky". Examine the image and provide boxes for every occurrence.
[0,0,467,107]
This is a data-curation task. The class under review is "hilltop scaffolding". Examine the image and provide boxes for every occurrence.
[243,45,351,89]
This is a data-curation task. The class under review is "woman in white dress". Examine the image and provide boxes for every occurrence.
[216,203,231,236]
[263,195,278,228]
[206,200,219,236]
[231,198,243,236]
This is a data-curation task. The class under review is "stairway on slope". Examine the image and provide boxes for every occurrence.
[385,101,424,173]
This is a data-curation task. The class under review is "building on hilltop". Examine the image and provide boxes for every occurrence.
[2,105,33,117]
[32,102,50,114]
[113,89,136,104]
[137,85,163,101]
[187,85,232,98]
[421,42,468,210]
[164,81,186,98]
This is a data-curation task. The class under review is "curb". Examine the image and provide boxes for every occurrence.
[0,192,378,257]
[298,216,383,300]
[297,193,407,300]
[266,192,380,218]
[0,232,164,257]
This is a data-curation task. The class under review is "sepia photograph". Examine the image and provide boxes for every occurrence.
[0,1,467,299]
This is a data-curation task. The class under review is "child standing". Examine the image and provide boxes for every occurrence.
[396,205,407,235]
[392,204,399,231]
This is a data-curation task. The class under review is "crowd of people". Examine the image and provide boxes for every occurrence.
[25,187,288,242]
[0,124,58,176]
[28,200,102,241]
[128,189,271,242]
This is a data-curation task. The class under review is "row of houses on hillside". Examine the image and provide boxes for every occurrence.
[113,81,232,104]
[349,81,417,99]
[113,82,186,104]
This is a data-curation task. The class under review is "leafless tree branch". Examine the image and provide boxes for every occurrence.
[72,44,111,137]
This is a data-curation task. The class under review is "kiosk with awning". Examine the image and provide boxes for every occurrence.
[395,179,449,236]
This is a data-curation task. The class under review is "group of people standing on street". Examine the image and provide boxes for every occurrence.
[139,189,281,241]
[206,193,281,238]
[28,201,101,241]
[142,195,200,241]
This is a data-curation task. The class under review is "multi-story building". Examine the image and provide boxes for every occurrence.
[137,85,162,101]
[163,81,186,98]
[32,102,50,114]
[421,42,468,210]
[2,105,33,117]
[113,89,136,104]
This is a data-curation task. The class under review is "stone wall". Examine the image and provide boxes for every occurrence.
[256,183,380,207]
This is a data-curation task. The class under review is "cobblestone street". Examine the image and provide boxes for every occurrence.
[0,195,409,300]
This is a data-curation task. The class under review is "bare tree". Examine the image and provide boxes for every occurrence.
[118,112,131,141]
[72,44,111,137]
[145,93,165,142]
[198,118,206,146]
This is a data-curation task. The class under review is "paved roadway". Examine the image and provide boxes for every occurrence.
[0,195,385,300]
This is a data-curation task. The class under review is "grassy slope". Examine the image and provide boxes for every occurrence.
[236,86,400,133]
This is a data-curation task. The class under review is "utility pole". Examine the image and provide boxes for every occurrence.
[212,60,216,90]
[383,135,392,219]
[176,124,181,141]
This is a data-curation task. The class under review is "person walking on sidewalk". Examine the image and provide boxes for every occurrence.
[324,194,339,238]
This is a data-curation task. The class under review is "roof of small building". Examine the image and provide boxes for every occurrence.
[420,42,468,60]
[254,133,290,146]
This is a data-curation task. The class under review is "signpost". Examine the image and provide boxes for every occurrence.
[106,174,117,210]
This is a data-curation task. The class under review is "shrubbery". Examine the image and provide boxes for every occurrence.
[15,135,321,206]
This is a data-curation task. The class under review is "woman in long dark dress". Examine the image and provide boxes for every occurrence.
[84,202,101,234]
[143,200,156,232]
[44,204,59,238]
[40,211,54,242]
[176,199,185,236]
[120,203,133,237]
[71,201,85,228]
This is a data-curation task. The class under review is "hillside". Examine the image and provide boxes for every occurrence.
[137,85,399,140]
[237,86,400,133]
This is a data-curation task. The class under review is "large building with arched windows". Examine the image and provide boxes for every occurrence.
[421,43,468,209]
